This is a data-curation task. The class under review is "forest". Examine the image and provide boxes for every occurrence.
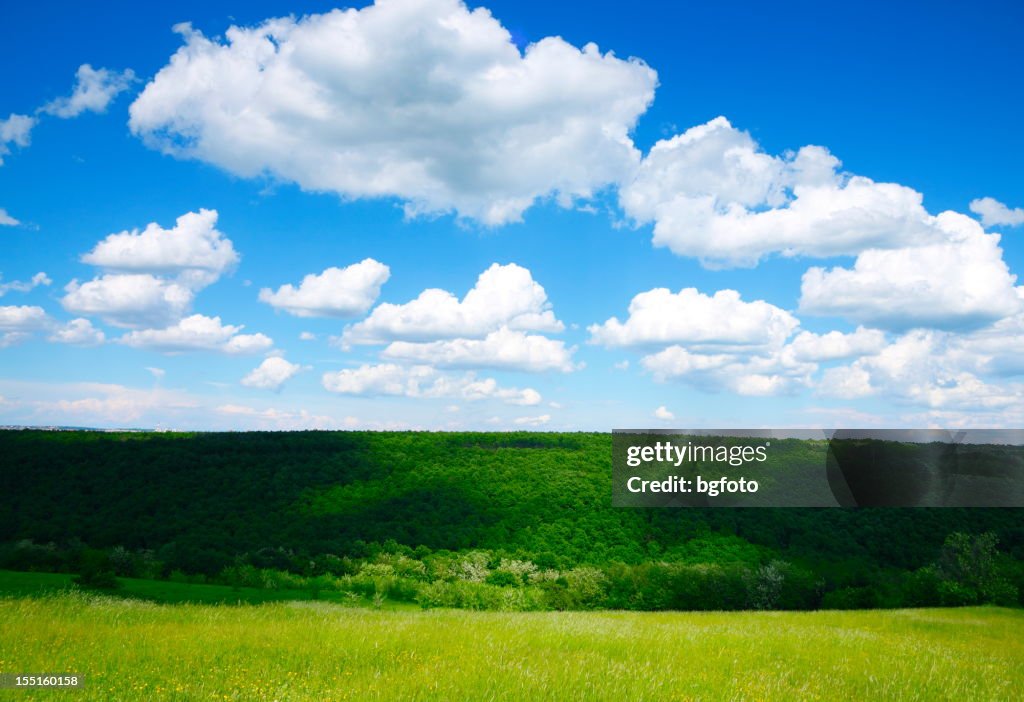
[1,430,1021,611]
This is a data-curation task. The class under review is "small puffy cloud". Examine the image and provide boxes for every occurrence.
[785,327,886,362]
[0,208,20,226]
[322,363,540,405]
[40,64,136,118]
[800,213,1020,331]
[653,405,674,420]
[343,263,562,345]
[620,117,950,267]
[970,197,1024,228]
[128,0,657,224]
[299,332,317,341]
[1,64,132,167]
[0,305,51,347]
[82,209,237,288]
[589,287,798,350]
[0,114,36,165]
[0,272,51,297]
[62,274,194,328]
[381,326,578,372]
[641,345,815,396]
[241,356,304,390]
[119,314,272,354]
[0,305,51,331]
[259,259,389,318]
[48,318,105,346]
[513,414,550,426]
[64,210,240,328]
[0,114,35,146]
[146,367,166,379]
[0,304,49,345]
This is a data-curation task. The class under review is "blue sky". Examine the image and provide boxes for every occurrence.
[1,0,1022,430]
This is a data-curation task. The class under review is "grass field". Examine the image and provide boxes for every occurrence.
[0,592,1020,701]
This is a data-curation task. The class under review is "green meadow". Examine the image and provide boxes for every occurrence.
[1,591,1021,701]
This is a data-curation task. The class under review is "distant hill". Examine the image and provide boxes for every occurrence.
[1,430,1021,579]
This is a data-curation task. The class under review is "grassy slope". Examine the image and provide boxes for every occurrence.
[0,594,1020,701]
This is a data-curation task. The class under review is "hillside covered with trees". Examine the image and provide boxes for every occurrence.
[1,430,1021,610]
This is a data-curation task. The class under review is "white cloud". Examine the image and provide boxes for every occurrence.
[299,331,317,341]
[956,295,1024,377]
[0,305,50,331]
[259,259,389,318]
[812,292,1024,411]
[119,314,272,354]
[62,274,194,328]
[0,378,390,430]
[589,287,798,349]
[0,114,36,165]
[818,330,1023,410]
[0,333,29,349]
[653,405,674,420]
[48,318,105,346]
[620,117,953,268]
[241,356,304,390]
[128,0,657,225]
[82,209,237,288]
[41,64,136,118]
[0,272,51,297]
[799,213,1020,331]
[0,305,50,347]
[0,208,20,226]
[381,326,578,372]
[1,64,132,167]
[215,403,366,431]
[322,363,540,405]
[63,210,241,328]
[591,285,819,396]
[785,327,886,362]
[641,345,815,396]
[39,383,197,424]
[0,306,104,348]
[52,389,186,422]
[343,263,562,345]
[146,367,166,379]
[970,197,1024,228]
[513,413,550,426]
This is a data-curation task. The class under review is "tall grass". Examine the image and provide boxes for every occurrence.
[0,593,1021,700]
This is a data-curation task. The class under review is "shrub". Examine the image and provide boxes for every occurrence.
[73,549,119,590]
[935,532,1019,606]
[485,570,519,587]
[747,562,784,610]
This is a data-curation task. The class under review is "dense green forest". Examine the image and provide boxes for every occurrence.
[1,430,1021,610]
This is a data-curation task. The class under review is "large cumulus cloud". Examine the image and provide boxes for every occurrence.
[129,0,657,224]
